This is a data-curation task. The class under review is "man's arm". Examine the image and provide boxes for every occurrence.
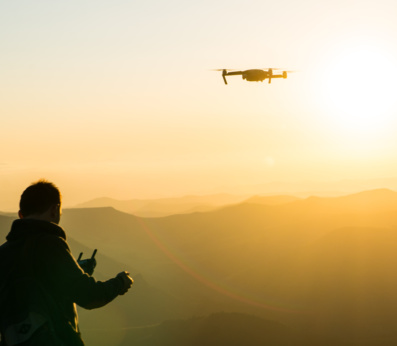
[38,235,133,309]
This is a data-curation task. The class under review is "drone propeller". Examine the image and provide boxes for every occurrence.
[261,67,282,71]
[262,68,297,72]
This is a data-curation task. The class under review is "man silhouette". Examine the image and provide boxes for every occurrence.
[0,180,133,345]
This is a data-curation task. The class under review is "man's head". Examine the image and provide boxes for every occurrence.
[19,179,62,224]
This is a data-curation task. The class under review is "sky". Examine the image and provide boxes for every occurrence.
[1,0,397,210]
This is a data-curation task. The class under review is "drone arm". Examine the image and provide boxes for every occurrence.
[223,70,243,84]
[221,70,243,84]
[225,71,244,76]
[271,72,288,79]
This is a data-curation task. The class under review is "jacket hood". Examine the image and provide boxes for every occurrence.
[6,219,66,242]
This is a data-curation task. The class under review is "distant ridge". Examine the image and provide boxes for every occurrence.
[243,195,301,206]
[73,189,397,219]
[283,188,397,213]
[74,193,247,217]
[218,177,397,197]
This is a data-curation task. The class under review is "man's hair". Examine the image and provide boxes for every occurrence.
[19,179,62,217]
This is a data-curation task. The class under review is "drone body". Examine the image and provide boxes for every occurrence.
[219,68,288,85]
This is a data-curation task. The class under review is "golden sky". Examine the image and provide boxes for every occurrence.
[1,0,397,209]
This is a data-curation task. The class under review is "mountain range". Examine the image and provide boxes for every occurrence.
[2,188,397,345]
[73,193,247,217]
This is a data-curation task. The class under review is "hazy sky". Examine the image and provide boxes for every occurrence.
[1,0,397,209]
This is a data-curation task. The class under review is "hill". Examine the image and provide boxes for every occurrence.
[73,194,247,217]
[0,214,14,241]
[113,312,336,346]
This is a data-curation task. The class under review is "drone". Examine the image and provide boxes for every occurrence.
[215,68,291,85]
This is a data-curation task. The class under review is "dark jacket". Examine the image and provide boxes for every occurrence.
[0,219,125,345]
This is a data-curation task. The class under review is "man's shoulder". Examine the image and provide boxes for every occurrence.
[36,232,71,255]
[6,219,67,243]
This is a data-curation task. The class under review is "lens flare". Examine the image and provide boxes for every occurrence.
[136,218,306,314]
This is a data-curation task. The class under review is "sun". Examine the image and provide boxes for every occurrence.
[316,40,397,140]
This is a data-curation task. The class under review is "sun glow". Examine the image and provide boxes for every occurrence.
[318,41,397,139]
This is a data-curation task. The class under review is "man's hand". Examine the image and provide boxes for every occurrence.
[78,258,97,276]
[117,271,134,295]
[77,250,97,276]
